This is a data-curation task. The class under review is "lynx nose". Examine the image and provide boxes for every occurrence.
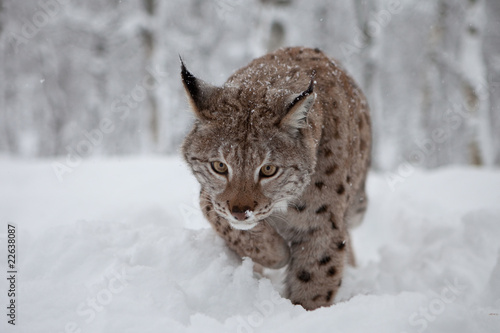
[231,205,251,221]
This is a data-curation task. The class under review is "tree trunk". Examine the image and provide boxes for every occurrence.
[483,0,500,165]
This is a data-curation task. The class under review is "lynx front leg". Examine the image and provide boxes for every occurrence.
[201,196,290,269]
[285,225,347,310]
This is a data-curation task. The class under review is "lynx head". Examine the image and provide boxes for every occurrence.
[180,60,318,230]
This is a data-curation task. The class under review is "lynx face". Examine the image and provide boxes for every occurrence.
[181,61,318,230]
[185,126,311,230]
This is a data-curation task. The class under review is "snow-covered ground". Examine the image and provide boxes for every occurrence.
[0,156,499,333]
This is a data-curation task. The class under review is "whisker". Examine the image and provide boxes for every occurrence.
[267,212,292,226]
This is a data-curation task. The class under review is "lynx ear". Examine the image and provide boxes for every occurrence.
[180,57,219,119]
[280,79,316,132]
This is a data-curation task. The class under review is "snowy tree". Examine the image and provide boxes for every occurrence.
[0,0,498,170]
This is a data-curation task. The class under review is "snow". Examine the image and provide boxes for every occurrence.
[1,156,499,333]
[245,210,254,219]
[3,0,499,167]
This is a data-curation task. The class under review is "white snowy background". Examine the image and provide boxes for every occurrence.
[0,0,499,332]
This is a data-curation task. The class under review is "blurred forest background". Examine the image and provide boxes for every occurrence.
[0,0,499,170]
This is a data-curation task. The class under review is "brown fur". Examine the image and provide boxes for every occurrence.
[181,47,371,310]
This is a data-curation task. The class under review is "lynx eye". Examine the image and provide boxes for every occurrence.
[211,161,228,174]
[260,164,278,177]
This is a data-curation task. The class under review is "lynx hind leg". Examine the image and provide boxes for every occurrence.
[344,186,367,267]
[200,195,290,269]
[285,225,347,310]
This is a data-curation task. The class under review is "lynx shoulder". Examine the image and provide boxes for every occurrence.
[181,47,371,310]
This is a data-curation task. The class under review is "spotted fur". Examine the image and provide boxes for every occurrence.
[181,47,371,310]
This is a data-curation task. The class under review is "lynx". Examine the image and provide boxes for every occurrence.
[181,47,371,310]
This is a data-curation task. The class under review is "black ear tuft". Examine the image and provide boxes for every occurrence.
[179,57,219,119]
[286,76,315,113]
[280,76,317,132]
[180,56,199,101]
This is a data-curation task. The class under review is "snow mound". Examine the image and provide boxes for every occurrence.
[0,157,499,332]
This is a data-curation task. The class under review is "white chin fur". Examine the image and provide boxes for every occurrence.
[273,200,289,213]
[229,220,259,230]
